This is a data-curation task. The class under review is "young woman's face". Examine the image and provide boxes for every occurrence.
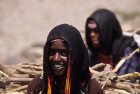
[48,39,69,76]
[88,20,100,48]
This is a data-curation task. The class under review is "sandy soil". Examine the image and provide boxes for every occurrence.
[0,0,140,64]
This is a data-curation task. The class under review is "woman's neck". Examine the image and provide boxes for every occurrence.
[98,52,113,67]
[52,75,66,94]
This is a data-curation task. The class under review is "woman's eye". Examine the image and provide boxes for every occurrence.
[60,50,67,56]
[49,48,68,56]
[49,49,56,55]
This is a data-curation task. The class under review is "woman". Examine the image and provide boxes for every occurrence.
[27,24,103,94]
[85,9,140,75]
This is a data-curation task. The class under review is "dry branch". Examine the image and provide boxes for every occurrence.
[89,63,140,94]
[89,47,140,93]
[118,72,140,80]
[113,48,139,73]
[6,85,27,92]
[0,61,42,94]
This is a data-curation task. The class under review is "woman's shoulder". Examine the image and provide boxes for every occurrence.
[112,36,139,63]
[88,78,104,94]
[27,75,42,94]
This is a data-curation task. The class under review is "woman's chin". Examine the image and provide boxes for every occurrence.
[53,68,65,76]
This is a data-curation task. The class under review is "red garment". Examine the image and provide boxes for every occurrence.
[27,75,104,94]
[98,53,114,68]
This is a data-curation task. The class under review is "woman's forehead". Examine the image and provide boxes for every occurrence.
[51,38,64,42]
[88,20,97,29]
[50,39,67,49]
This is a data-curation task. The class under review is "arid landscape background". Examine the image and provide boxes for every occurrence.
[0,0,140,65]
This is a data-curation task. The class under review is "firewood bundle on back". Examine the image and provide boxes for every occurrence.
[0,61,43,94]
[89,48,140,94]
[0,42,139,94]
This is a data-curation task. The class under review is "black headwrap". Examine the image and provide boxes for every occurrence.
[42,24,90,94]
[85,9,138,65]
[86,9,123,55]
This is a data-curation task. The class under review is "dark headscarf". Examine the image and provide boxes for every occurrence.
[86,9,123,55]
[85,9,138,65]
[42,24,90,94]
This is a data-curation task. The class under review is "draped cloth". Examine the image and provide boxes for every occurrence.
[85,9,140,75]
[42,24,90,94]
[27,24,103,94]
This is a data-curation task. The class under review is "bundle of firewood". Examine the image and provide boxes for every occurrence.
[1,65,139,94]
[0,47,139,94]
[0,42,44,94]
[89,48,140,94]
[0,61,43,94]
[90,64,140,94]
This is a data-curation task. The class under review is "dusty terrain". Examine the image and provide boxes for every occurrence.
[0,0,140,65]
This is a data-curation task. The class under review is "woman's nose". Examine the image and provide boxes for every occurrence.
[90,32,96,38]
[53,52,61,62]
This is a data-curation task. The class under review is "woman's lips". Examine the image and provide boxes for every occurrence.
[54,65,63,70]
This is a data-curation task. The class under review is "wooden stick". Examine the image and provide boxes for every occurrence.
[118,72,140,80]
[16,67,42,75]
[19,65,42,70]
[105,81,136,94]
[7,77,33,82]
[90,63,105,70]
[89,67,100,74]
[6,85,27,92]
[0,70,9,78]
[113,48,139,73]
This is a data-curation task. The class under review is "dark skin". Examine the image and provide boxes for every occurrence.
[49,39,69,76]
[88,20,113,66]
[48,39,69,94]
[88,20,100,49]
[27,24,104,94]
